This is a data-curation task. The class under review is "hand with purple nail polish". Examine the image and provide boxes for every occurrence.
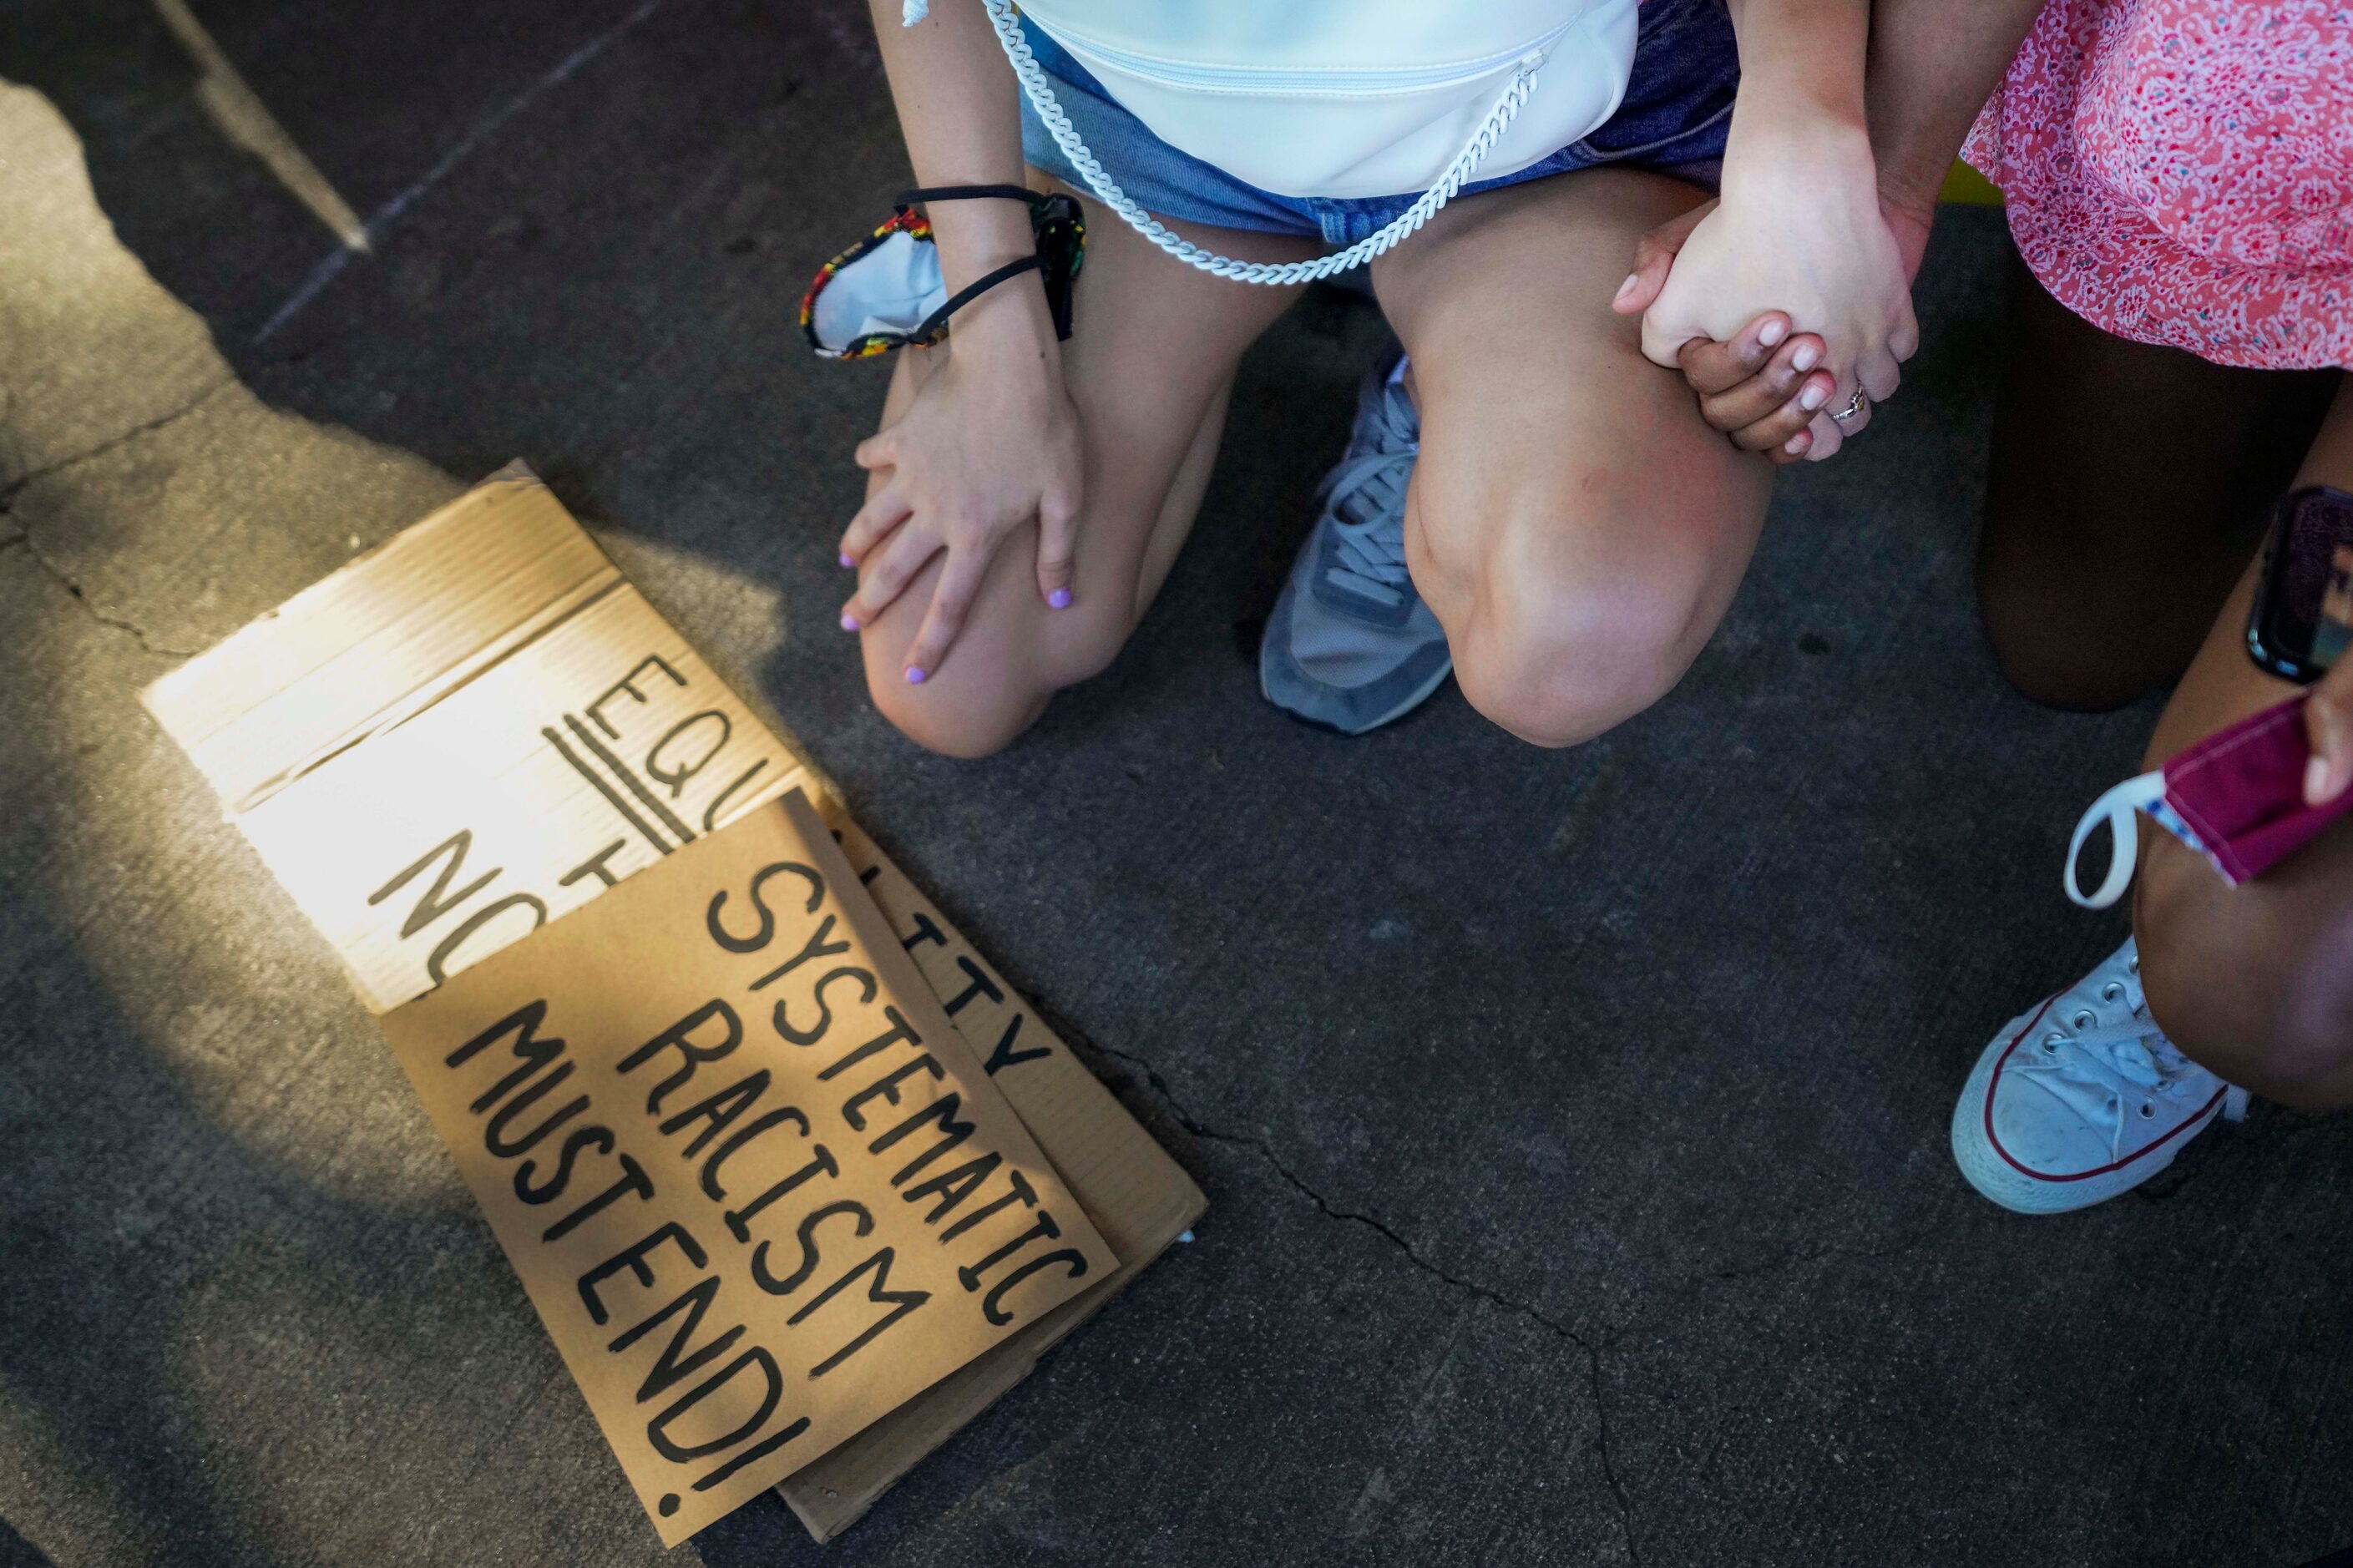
[832,299,1085,685]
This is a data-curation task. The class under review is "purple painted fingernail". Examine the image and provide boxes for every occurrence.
[840,613,860,632]
[1049,588,1071,609]
[905,665,927,685]
[838,552,855,569]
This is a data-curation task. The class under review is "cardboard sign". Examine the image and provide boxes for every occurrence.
[772,820,1205,1539]
[144,471,817,1013]
[381,790,1116,1544]
[142,468,1207,1544]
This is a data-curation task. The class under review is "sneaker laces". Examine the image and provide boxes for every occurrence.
[2012,971,2243,1159]
[1318,381,1419,604]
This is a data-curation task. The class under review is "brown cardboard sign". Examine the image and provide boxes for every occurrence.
[143,468,1206,1544]
[144,473,818,1014]
[378,790,1116,1545]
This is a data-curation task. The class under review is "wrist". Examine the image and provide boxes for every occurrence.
[945,275,1061,386]
[1722,113,1875,200]
[924,199,1038,292]
[1874,156,1954,230]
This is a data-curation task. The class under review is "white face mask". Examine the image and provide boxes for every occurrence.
[802,189,1083,361]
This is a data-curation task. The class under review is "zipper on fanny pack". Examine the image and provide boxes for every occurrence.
[1036,21,1572,95]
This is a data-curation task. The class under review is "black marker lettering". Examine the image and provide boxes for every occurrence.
[937,1168,1036,1244]
[655,1070,769,1160]
[558,839,630,889]
[723,1144,838,1244]
[955,1211,1061,1294]
[447,1000,562,1104]
[608,1275,744,1404]
[701,1107,811,1201]
[788,1247,930,1378]
[817,1006,920,1082]
[617,999,741,1115]
[841,1055,944,1133]
[587,655,687,738]
[979,1249,1089,1328]
[689,1417,810,1493]
[901,1151,1004,1227]
[646,1348,783,1464]
[700,757,772,833]
[543,1154,655,1243]
[982,1012,1053,1075]
[769,964,876,1047]
[514,1125,618,1206]
[579,1221,706,1326]
[870,1093,976,1186]
[645,711,730,798]
[706,862,823,953]
[483,1061,589,1157]
[939,956,1004,1018]
[751,1199,870,1297]
[368,829,499,938]
[427,893,546,985]
[747,913,850,992]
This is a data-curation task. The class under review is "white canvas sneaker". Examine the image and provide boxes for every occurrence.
[1951,938,2249,1214]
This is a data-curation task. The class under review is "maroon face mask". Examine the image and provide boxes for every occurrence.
[2067,691,2353,908]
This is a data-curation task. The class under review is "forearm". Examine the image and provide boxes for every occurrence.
[1864,0,2046,215]
[868,0,1043,315]
[1722,0,1870,182]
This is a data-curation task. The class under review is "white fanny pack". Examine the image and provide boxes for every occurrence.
[909,0,1642,284]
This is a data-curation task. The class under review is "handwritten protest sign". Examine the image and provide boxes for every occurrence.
[143,469,1202,1542]
[378,790,1117,1544]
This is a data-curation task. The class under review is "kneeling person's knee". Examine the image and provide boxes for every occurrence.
[2135,844,2353,1107]
[1448,554,1712,749]
[867,658,1047,759]
[863,594,1131,760]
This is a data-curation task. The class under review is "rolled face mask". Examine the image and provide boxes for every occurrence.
[2067,690,2353,908]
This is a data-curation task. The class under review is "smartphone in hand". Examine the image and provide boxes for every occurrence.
[2249,485,2353,684]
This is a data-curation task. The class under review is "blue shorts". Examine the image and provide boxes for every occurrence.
[1017,0,1739,246]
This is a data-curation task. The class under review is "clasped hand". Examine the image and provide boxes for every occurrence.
[1615,159,1925,465]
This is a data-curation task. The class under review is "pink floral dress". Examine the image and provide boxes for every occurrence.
[1963,0,2353,369]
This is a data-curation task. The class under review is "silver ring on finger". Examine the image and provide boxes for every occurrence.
[1831,387,1870,425]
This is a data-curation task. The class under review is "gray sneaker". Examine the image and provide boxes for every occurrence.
[1258,355,1450,735]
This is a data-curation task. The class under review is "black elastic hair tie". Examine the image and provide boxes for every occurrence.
[898,184,1039,206]
[897,187,1053,338]
[909,253,1046,341]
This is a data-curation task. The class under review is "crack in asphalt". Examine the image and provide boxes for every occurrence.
[14,522,203,659]
[1,377,243,660]
[1085,1036,1645,1568]
[0,373,238,509]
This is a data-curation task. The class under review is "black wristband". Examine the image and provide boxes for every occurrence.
[909,252,1046,342]
[898,184,1039,208]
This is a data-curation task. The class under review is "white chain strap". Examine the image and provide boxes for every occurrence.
[979,0,1548,285]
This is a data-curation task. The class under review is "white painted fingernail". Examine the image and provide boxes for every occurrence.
[1793,344,1820,372]
[1799,383,1828,411]
[1758,318,1787,347]
[1614,273,1640,302]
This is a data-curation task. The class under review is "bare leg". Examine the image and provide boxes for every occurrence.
[2132,378,2353,1107]
[1977,254,2338,710]
[1371,168,1774,746]
[854,179,1317,756]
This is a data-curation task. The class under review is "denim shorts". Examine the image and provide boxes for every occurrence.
[1016,0,1739,245]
